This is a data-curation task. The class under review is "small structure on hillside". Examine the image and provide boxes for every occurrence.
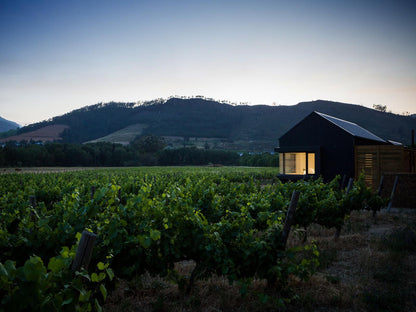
[275,111,416,188]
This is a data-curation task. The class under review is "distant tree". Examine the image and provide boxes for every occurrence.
[158,147,239,166]
[239,152,278,167]
[0,141,139,167]
[131,135,166,153]
[373,104,387,113]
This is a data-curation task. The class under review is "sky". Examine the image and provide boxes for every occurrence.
[1,0,415,126]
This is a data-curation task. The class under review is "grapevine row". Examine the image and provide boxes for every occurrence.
[0,167,386,311]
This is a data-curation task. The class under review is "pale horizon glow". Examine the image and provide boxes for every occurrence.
[1,0,415,126]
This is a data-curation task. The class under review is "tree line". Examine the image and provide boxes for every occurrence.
[0,136,278,167]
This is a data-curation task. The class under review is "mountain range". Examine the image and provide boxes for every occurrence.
[0,116,20,133]
[2,98,415,151]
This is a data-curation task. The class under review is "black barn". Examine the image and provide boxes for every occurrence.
[275,111,389,182]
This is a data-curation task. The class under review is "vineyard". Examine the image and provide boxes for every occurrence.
[0,167,389,311]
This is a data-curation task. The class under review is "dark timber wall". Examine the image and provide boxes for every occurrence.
[279,113,355,181]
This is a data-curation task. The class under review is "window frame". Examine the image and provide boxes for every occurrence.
[280,151,316,175]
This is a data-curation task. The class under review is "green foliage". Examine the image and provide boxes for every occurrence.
[0,242,113,312]
[0,142,137,167]
[0,167,388,310]
[239,152,279,167]
[291,175,389,236]
[0,141,243,167]
[131,134,166,153]
[158,147,240,166]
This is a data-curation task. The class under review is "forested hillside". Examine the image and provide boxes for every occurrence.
[4,98,416,148]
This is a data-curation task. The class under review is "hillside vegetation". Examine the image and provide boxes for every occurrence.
[4,98,416,150]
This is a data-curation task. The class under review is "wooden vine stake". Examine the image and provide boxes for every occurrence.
[90,186,97,199]
[281,190,300,249]
[29,195,37,208]
[340,175,347,190]
[387,175,399,212]
[29,195,40,221]
[335,178,354,240]
[345,178,354,194]
[373,175,385,220]
[377,175,384,196]
[72,230,97,272]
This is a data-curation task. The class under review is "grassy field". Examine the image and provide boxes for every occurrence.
[104,210,416,312]
[0,166,280,175]
[0,167,102,174]
[85,123,147,145]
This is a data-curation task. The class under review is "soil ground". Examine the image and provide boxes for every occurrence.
[104,209,416,312]
[0,124,68,143]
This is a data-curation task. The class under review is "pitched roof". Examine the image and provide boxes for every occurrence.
[315,111,386,143]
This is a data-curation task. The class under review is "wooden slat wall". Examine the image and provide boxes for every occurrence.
[354,145,409,190]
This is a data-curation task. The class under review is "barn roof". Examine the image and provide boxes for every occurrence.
[315,112,386,143]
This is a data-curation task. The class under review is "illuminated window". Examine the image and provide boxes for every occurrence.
[280,152,316,175]
[308,153,315,174]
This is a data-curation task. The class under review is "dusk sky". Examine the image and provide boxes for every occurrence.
[1,0,415,125]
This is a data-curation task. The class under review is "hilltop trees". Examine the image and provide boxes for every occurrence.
[373,104,387,113]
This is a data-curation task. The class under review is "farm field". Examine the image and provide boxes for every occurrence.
[0,166,414,311]
[0,166,279,175]
[0,166,109,174]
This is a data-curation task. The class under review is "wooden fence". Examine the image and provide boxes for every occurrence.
[355,145,416,190]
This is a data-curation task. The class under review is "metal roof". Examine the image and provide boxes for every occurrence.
[387,140,403,145]
[315,112,386,143]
